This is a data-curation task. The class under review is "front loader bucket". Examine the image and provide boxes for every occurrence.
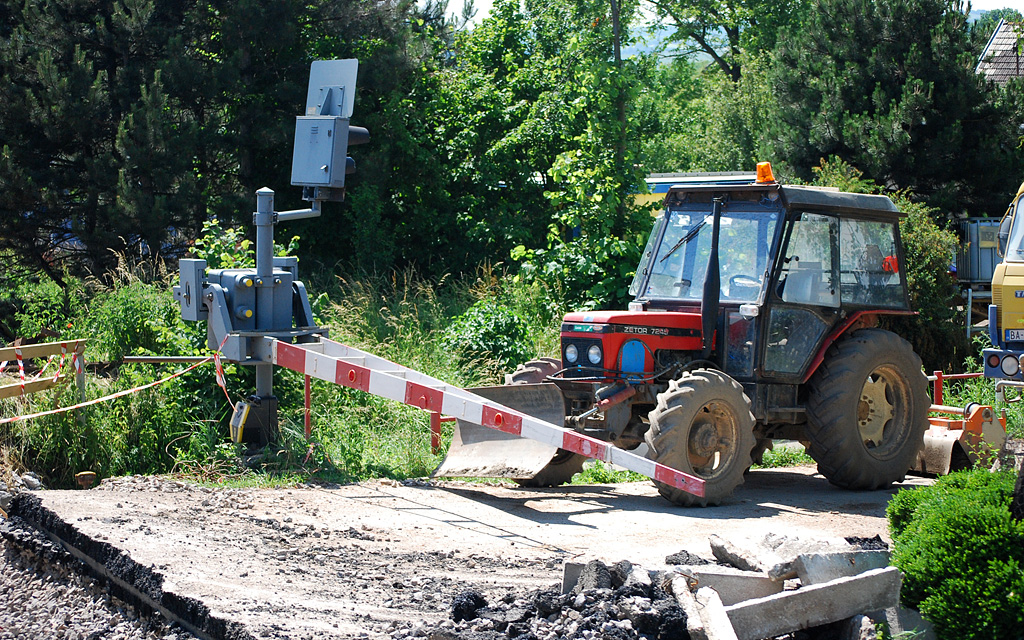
[433,383,569,480]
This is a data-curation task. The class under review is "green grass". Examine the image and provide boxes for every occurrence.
[1,259,570,489]
[752,444,816,469]
[569,460,647,484]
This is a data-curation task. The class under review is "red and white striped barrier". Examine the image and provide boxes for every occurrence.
[0,340,87,401]
[273,338,705,498]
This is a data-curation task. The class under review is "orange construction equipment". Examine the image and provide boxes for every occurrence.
[914,403,1007,475]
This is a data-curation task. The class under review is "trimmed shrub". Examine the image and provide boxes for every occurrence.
[888,468,1024,639]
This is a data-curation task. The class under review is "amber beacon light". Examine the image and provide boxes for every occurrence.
[755,161,777,184]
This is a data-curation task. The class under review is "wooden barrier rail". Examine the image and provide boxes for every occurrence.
[0,340,86,401]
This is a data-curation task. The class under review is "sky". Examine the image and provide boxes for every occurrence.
[452,0,1023,25]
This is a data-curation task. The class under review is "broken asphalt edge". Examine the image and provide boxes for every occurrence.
[4,492,255,640]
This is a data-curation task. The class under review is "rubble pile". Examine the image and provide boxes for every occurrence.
[0,471,45,515]
[415,559,689,640]
[417,533,935,640]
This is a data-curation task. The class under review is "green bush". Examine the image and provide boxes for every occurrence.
[888,468,1024,639]
[0,268,86,339]
[441,296,534,370]
[87,279,196,361]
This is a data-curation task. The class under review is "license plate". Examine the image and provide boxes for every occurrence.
[1007,329,1024,342]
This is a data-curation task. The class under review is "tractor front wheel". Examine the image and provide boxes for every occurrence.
[805,329,928,490]
[645,369,756,506]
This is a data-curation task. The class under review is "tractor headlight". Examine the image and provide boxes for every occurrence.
[1001,355,1020,377]
[565,344,579,363]
[587,344,603,365]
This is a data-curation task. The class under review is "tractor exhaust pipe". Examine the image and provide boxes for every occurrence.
[701,197,723,360]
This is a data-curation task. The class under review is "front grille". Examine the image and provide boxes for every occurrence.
[561,338,603,378]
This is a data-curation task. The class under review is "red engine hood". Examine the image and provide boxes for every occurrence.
[562,310,701,331]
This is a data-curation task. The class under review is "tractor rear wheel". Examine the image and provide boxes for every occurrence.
[510,358,586,487]
[805,329,928,490]
[645,369,756,506]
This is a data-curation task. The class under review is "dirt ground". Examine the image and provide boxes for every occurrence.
[14,465,933,640]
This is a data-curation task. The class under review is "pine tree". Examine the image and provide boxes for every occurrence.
[770,0,1024,215]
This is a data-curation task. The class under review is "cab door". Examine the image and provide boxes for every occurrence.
[761,212,840,381]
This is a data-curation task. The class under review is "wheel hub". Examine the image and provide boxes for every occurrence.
[689,422,721,458]
[858,374,894,447]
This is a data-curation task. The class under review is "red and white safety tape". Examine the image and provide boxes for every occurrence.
[15,345,24,395]
[0,343,73,386]
[0,357,212,426]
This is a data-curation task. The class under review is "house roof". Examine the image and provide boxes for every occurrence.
[976,20,1023,85]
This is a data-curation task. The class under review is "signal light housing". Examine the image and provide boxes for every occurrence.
[1001,355,1020,377]
[755,161,777,184]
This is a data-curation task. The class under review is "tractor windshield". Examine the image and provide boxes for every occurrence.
[631,204,781,303]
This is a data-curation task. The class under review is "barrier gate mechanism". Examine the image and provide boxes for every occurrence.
[171,59,705,498]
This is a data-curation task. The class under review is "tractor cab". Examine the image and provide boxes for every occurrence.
[986,179,1024,379]
[562,169,911,394]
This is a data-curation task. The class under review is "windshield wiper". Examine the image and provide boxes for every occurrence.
[659,218,707,263]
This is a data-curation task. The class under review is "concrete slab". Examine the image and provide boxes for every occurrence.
[879,605,937,640]
[671,576,708,640]
[562,562,584,594]
[724,567,902,640]
[711,532,853,580]
[676,566,783,606]
[710,534,779,572]
[794,550,890,585]
[841,614,876,640]
[695,587,740,640]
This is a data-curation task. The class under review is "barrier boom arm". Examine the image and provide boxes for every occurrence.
[272,338,705,498]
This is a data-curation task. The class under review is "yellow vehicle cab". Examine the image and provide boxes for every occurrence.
[984,178,1024,379]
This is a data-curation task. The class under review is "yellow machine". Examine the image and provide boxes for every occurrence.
[984,179,1024,380]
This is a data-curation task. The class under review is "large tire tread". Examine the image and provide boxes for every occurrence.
[509,357,561,385]
[805,329,928,490]
[645,369,756,507]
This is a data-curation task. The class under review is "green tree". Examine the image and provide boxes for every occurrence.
[770,0,1024,216]
[642,52,774,173]
[0,0,432,282]
[646,0,808,81]
[0,0,210,281]
[502,0,658,307]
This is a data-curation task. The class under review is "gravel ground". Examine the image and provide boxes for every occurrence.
[0,456,957,640]
[0,522,196,640]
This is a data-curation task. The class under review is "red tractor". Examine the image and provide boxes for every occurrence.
[436,164,928,506]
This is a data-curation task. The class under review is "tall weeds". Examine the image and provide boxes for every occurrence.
[2,256,566,487]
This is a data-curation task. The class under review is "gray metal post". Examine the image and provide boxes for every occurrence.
[249,187,278,448]
[254,187,276,329]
